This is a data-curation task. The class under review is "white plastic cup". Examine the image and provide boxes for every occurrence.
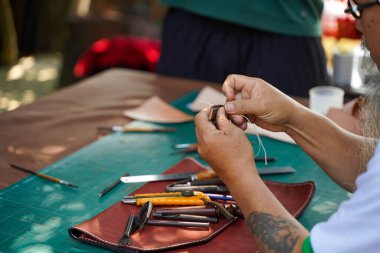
[309,86,345,115]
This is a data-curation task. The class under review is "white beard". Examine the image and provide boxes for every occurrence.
[360,73,380,169]
[361,39,378,73]
[362,74,380,138]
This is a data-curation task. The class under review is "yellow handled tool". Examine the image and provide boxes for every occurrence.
[122,191,211,206]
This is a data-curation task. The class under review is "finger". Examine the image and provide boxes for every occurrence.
[248,115,257,124]
[222,75,242,101]
[229,115,248,130]
[195,124,200,144]
[240,121,248,131]
[222,74,255,101]
[194,108,217,135]
[235,92,243,100]
[224,98,256,115]
[229,115,246,126]
[216,107,236,132]
[222,78,234,101]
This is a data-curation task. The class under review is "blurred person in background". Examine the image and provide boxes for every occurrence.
[195,0,380,252]
[157,0,328,97]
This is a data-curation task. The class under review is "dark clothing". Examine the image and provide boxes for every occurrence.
[157,8,328,97]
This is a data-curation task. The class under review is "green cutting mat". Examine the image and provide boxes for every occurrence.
[0,91,349,253]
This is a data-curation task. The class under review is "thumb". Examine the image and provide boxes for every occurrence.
[224,99,255,115]
[216,107,235,132]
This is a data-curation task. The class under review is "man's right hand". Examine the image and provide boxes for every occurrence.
[222,75,366,192]
[222,74,305,133]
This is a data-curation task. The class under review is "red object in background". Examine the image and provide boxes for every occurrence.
[337,16,362,39]
[322,0,361,39]
[74,36,161,77]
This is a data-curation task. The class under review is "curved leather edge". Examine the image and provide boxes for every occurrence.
[68,158,316,252]
[69,218,237,252]
[263,180,316,218]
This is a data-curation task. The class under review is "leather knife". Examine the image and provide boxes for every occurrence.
[120,170,216,184]
[120,166,295,184]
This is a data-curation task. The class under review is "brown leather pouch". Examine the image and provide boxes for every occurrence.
[69,157,315,252]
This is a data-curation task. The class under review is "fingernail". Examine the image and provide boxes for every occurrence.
[225,103,234,113]
[218,107,225,116]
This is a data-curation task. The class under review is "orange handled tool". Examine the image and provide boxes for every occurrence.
[193,170,217,181]
[122,191,211,206]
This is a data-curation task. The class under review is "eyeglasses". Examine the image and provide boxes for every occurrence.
[344,0,380,19]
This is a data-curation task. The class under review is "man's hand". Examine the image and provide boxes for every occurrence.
[195,106,255,182]
[221,74,365,192]
[195,105,309,253]
[222,74,303,133]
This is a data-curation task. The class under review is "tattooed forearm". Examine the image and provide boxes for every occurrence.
[247,212,301,253]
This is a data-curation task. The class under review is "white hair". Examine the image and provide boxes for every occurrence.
[360,74,380,169]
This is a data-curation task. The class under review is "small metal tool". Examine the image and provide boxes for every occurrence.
[133,202,210,229]
[170,143,198,155]
[121,166,295,185]
[98,172,129,197]
[131,201,153,234]
[118,214,135,246]
[9,164,78,188]
[206,193,234,201]
[153,213,218,223]
[98,126,176,133]
[154,204,244,219]
[145,219,210,229]
[166,185,229,193]
[120,170,217,184]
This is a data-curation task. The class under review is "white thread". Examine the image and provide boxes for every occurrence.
[241,115,268,165]
[200,100,268,165]
[200,100,214,107]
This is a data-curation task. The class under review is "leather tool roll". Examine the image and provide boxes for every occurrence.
[69,157,315,252]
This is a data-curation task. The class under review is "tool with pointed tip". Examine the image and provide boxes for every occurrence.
[120,170,216,184]
[120,166,295,184]
[98,171,130,197]
[98,126,176,133]
[118,214,135,246]
[154,204,244,219]
[9,164,78,188]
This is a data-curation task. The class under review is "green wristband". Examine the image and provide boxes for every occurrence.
[302,236,314,253]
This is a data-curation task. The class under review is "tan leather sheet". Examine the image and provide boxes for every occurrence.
[123,96,193,123]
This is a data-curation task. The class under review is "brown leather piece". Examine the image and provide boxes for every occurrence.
[69,157,315,252]
[123,96,193,123]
